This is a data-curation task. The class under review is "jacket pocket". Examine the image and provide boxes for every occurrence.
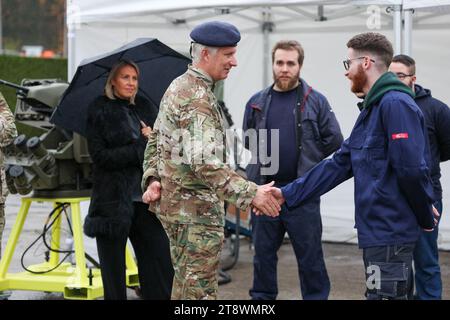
[348,133,364,149]
[301,113,320,141]
[365,135,386,158]
[365,135,386,178]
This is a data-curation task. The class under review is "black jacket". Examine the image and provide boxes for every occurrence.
[414,84,450,199]
[243,78,343,184]
[83,95,158,238]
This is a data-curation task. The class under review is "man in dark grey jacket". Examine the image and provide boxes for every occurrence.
[243,40,343,300]
[390,54,450,300]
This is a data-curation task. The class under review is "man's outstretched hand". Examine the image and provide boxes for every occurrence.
[251,181,284,217]
[252,185,285,216]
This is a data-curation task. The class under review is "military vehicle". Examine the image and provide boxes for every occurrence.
[0,79,92,198]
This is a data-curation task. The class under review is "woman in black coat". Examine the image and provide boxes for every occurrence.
[83,60,173,300]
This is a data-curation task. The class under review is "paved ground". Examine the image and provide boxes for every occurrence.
[1,195,449,300]
[218,238,450,300]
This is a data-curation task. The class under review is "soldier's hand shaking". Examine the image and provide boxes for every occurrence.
[252,185,285,217]
[142,180,162,204]
[251,181,283,217]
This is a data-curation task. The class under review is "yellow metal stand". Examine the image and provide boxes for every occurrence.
[0,197,139,300]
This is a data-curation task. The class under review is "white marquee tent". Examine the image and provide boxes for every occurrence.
[66,0,450,249]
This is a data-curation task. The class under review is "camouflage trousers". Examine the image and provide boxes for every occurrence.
[161,221,224,300]
[0,204,4,257]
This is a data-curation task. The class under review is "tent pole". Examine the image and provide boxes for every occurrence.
[68,24,76,81]
[393,5,402,55]
[67,0,78,81]
[262,8,273,88]
[403,9,413,56]
[263,25,270,88]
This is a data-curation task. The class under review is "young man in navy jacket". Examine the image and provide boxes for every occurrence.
[243,40,343,300]
[390,54,450,300]
[266,33,438,300]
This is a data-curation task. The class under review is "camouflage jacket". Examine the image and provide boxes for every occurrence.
[0,92,18,203]
[142,65,257,226]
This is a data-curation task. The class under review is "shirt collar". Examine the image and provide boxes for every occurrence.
[188,64,215,90]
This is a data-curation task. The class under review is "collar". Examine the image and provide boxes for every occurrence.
[187,64,215,90]
[362,72,414,110]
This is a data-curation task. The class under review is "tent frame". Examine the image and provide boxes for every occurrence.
[66,0,449,80]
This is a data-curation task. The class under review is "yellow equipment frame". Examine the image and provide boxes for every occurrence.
[0,197,139,300]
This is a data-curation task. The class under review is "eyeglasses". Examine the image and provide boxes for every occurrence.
[394,72,415,80]
[343,57,375,71]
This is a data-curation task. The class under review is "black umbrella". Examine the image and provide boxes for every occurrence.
[50,38,191,136]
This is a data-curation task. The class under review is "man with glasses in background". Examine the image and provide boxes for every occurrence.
[390,54,450,300]
[262,32,439,299]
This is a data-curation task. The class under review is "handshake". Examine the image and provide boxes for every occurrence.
[250,181,285,217]
[142,180,285,217]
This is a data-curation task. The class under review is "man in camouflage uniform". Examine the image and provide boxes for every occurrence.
[0,92,17,257]
[141,21,281,300]
[0,91,18,300]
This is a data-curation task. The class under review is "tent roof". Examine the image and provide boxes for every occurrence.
[403,0,450,9]
[73,1,332,23]
[71,0,404,24]
[69,0,450,33]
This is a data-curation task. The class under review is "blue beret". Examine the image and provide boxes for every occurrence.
[190,21,241,47]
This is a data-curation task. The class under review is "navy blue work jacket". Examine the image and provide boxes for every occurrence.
[243,78,343,184]
[281,90,435,248]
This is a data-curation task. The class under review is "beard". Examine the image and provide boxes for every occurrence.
[273,71,300,91]
[405,79,414,89]
[350,64,367,94]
